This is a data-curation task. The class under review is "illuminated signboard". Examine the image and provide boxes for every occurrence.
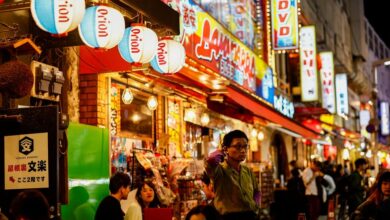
[299,26,318,101]
[380,102,390,135]
[271,0,299,50]
[256,67,275,105]
[319,52,336,113]
[179,0,270,92]
[335,73,348,115]
[274,94,294,118]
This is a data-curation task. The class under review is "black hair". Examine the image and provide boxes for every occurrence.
[378,171,390,192]
[10,190,49,220]
[354,158,367,168]
[135,181,161,208]
[109,172,131,194]
[222,130,248,149]
[185,205,221,220]
[201,171,211,185]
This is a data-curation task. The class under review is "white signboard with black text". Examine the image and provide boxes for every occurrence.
[4,133,49,189]
[381,102,390,135]
[335,74,349,116]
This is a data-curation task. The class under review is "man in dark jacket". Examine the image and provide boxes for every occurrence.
[347,158,368,215]
[95,172,131,220]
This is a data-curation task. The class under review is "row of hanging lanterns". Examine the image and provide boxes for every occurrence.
[30,0,186,74]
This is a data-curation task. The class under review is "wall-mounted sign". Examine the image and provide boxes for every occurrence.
[256,67,275,105]
[319,52,336,113]
[380,102,390,135]
[271,0,299,50]
[335,73,349,115]
[274,94,294,118]
[299,26,318,102]
[4,133,49,189]
[180,0,270,92]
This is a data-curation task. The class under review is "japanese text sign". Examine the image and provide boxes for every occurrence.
[335,74,349,115]
[4,133,49,189]
[319,52,336,113]
[299,26,318,101]
[271,0,299,50]
[380,102,390,136]
[181,0,270,92]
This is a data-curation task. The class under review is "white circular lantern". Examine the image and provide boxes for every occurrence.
[118,25,158,64]
[79,6,125,49]
[31,0,85,35]
[151,39,186,74]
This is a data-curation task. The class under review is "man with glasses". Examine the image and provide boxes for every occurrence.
[205,130,260,220]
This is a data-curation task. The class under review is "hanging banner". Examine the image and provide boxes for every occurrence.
[335,73,349,115]
[4,133,49,190]
[271,0,299,50]
[299,26,318,102]
[380,102,390,136]
[319,52,336,113]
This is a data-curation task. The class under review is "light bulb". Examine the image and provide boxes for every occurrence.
[147,96,158,110]
[251,129,258,138]
[122,88,133,104]
[257,131,264,141]
[185,108,196,121]
[200,112,210,126]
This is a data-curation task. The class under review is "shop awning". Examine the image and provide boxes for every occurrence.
[225,87,320,139]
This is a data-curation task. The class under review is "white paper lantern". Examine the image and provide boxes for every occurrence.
[147,96,158,111]
[118,25,158,64]
[79,6,125,49]
[31,0,85,35]
[151,39,186,74]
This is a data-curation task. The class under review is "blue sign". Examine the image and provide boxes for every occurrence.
[256,67,274,105]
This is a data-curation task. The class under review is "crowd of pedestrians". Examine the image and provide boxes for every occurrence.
[284,157,390,220]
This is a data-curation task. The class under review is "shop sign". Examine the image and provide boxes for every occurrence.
[4,133,49,189]
[274,94,294,118]
[359,110,371,139]
[79,5,125,49]
[299,26,318,102]
[256,67,275,105]
[271,0,299,50]
[110,84,121,136]
[380,102,390,135]
[167,98,181,156]
[319,52,336,113]
[335,73,348,115]
[180,0,270,92]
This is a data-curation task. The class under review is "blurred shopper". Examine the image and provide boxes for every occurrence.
[205,130,260,220]
[286,168,306,219]
[347,158,368,215]
[125,181,161,220]
[200,171,215,205]
[9,190,49,220]
[302,160,322,220]
[351,171,390,220]
[334,164,349,220]
[95,172,131,220]
[185,205,221,220]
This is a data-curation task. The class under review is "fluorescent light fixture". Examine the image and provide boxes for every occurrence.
[384,60,390,66]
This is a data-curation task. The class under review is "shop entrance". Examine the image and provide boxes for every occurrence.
[270,133,288,186]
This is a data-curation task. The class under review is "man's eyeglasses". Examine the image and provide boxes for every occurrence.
[230,144,249,150]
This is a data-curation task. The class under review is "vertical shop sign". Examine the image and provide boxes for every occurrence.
[380,102,390,135]
[256,67,275,105]
[110,84,121,136]
[299,26,318,102]
[319,52,336,113]
[167,98,182,156]
[335,74,349,116]
[271,0,299,50]
[4,133,49,189]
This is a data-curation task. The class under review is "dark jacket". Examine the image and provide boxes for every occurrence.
[351,198,390,220]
